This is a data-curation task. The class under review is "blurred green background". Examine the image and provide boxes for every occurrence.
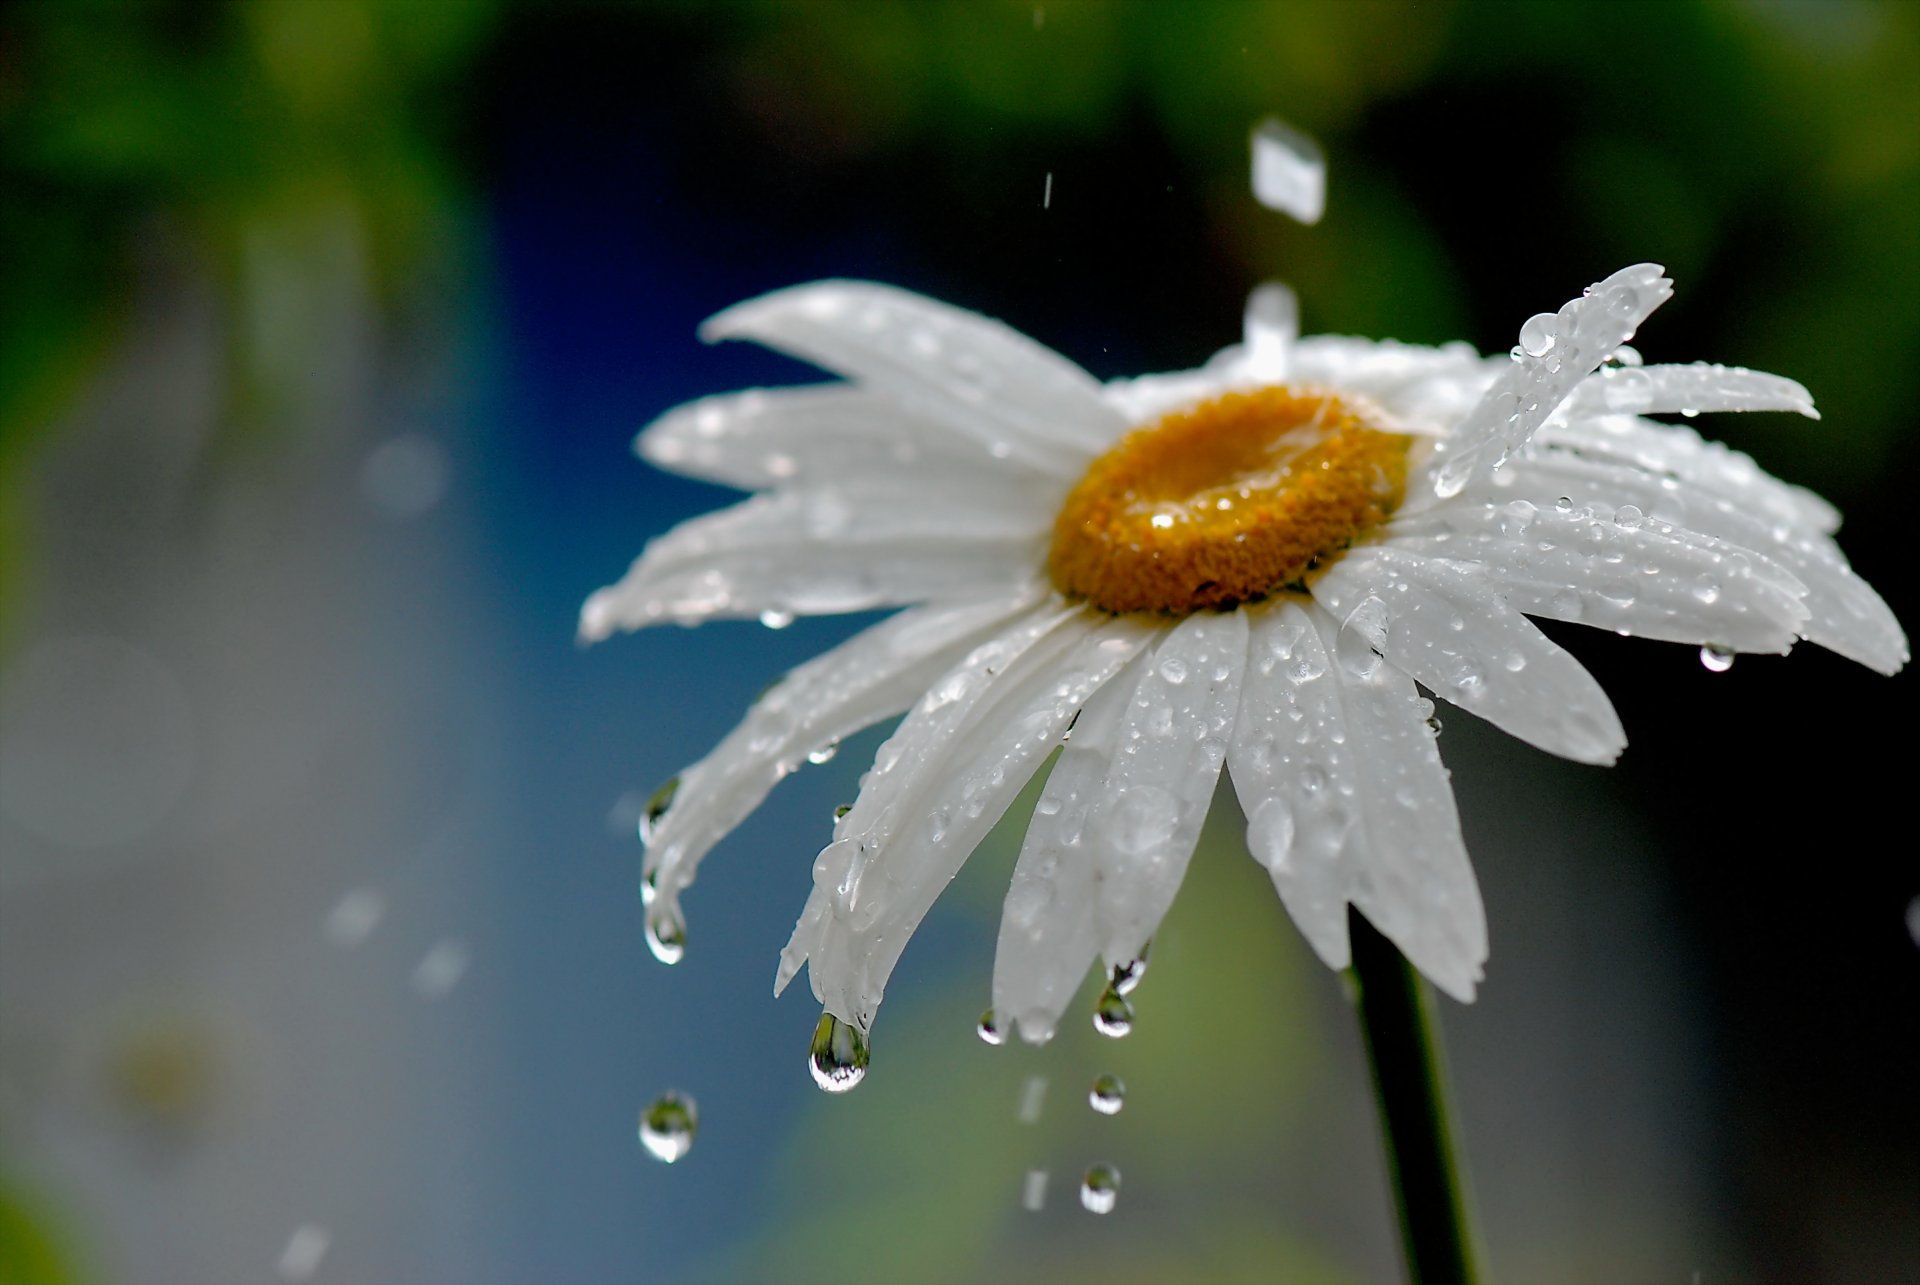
[1,1,1915,1281]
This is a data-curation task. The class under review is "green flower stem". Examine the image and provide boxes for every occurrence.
[1349,908,1483,1285]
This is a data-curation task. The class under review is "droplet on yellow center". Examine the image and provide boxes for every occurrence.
[1048,387,1412,615]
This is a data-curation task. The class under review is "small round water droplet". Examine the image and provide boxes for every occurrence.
[807,741,839,766]
[639,1091,698,1163]
[645,908,686,965]
[1555,496,1573,514]
[1615,504,1643,529]
[809,1013,870,1092]
[833,802,853,820]
[1517,312,1558,357]
[1426,714,1444,735]
[1699,644,1735,673]
[1691,576,1721,605]
[759,608,795,630]
[1092,987,1135,1038]
[1157,655,1189,685]
[1089,1073,1127,1116]
[1110,951,1149,997]
[640,775,680,845]
[1080,1164,1121,1214]
[640,865,658,907]
[1503,650,1527,673]
[977,1008,1006,1046]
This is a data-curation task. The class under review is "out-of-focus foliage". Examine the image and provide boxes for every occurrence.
[0,1181,76,1285]
[0,0,497,626]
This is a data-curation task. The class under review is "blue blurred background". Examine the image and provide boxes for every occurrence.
[1,2,1915,1281]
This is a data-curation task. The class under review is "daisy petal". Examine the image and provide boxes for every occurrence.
[991,654,1143,1045]
[700,281,1125,471]
[638,383,1051,493]
[580,488,1045,637]
[1088,608,1249,970]
[1560,362,1818,422]
[1535,414,1840,533]
[1227,601,1486,999]
[1314,549,1628,764]
[1387,500,1811,655]
[782,606,1155,1032]
[644,583,1050,919]
[1431,263,1674,499]
[1492,450,1906,673]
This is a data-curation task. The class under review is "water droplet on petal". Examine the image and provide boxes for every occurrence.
[807,740,839,765]
[1092,986,1135,1038]
[977,1008,1006,1046]
[759,608,795,630]
[639,1091,698,1163]
[1157,655,1189,685]
[833,802,853,820]
[1089,1073,1127,1115]
[1699,644,1735,673]
[1517,312,1558,357]
[645,907,687,965]
[640,775,680,845]
[1110,951,1149,996]
[1692,576,1721,605]
[1080,1164,1122,1214]
[809,1013,869,1092]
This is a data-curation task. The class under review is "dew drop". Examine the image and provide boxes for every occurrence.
[1080,1164,1122,1214]
[807,740,839,766]
[833,802,852,820]
[1699,643,1736,673]
[977,1008,1006,1046]
[639,1090,698,1163]
[645,908,687,965]
[1092,986,1135,1038]
[1157,655,1189,685]
[1691,576,1721,605]
[1089,1073,1127,1115]
[1110,949,1149,996]
[809,1013,869,1092]
[1517,312,1558,357]
[640,775,680,845]
[1503,650,1527,673]
[759,608,795,630]
[640,865,658,907]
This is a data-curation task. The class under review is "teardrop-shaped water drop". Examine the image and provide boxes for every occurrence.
[638,1091,698,1163]
[1089,1073,1127,1116]
[640,775,680,845]
[808,1013,869,1093]
[645,907,686,965]
[1699,643,1735,673]
[1080,1164,1122,1214]
[1092,986,1135,1039]
[977,1008,1006,1046]
[1109,950,1149,997]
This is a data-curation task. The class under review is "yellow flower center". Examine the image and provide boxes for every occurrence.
[1047,386,1413,615]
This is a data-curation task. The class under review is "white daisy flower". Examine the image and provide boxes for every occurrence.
[582,265,1905,1087]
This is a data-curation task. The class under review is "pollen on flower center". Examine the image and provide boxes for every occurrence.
[1048,386,1413,615]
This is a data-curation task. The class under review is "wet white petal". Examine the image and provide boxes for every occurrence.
[991,654,1143,1045]
[580,488,1045,637]
[1387,500,1811,655]
[1314,550,1627,764]
[1489,450,1904,672]
[1431,263,1674,499]
[638,383,1058,494]
[645,583,1049,917]
[701,280,1124,470]
[781,606,1154,1032]
[1226,601,1485,998]
[1535,413,1840,534]
[1560,362,1817,422]
[1089,608,1249,969]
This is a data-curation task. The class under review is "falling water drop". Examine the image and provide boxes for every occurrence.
[1022,1169,1049,1212]
[977,1008,1006,1046]
[1089,1073,1127,1116]
[1699,644,1736,673]
[639,1091,699,1163]
[1080,1164,1122,1214]
[809,1013,869,1092]
[1092,986,1135,1038]
[1250,117,1326,224]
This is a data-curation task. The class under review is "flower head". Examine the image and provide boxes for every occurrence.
[584,262,1904,1078]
